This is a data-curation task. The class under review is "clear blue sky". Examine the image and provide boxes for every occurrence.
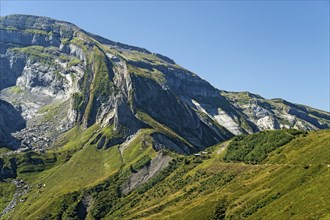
[1,1,329,111]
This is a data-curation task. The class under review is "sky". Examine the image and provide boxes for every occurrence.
[0,0,329,111]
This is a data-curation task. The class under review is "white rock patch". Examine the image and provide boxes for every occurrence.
[192,99,242,135]
[257,116,275,130]
[213,109,242,135]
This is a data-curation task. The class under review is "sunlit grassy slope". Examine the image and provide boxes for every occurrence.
[107,129,330,220]
[1,124,158,219]
[1,129,329,219]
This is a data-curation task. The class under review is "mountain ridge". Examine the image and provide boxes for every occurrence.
[0,14,329,153]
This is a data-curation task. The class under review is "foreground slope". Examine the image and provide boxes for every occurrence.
[0,14,329,155]
[0,129,329,219]
[101,129,330,220]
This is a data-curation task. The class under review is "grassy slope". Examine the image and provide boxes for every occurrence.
[0,181,15,212]
[2,125,158,219]
[107,129,330,220]
[1,129,329,219]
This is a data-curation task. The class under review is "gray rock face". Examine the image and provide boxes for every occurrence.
[0,16,84,150]
[0,14,75,46]
[220,93,330,132]
[121,152,171,194]
[0,158,16,179]
[0,52,26,90]
[0,14,329,154]
[113,94,148,136]
[151,133,190,154]
[0,47,81,150]
[0,29,60,47]
[131,74,222,149]
[0,100,25,149]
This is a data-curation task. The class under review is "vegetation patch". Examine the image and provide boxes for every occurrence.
[223,130,297,164]
[72,92,84,111]
[0,181,16,212]
[8,86,23,94]
[67,57,81,67]
[11,46,58,64]
[90,46,115,100]
[14,151,57,174]
[24,29,49,35]
[128,64,166,85]
[58,54,70,62]
[0,25,18,31]
[70,37,88,53]
[136,111,192,149]
[60,38,70,45]
[132,155,152,171]
[37,101,64,123]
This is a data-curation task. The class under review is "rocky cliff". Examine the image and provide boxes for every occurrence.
[0,14,329,154]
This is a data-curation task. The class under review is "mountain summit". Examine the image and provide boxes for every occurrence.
[0,14,329,153]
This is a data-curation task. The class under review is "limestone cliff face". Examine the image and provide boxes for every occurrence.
[130,74,222,149]
[0,14,329,153]
[0,15,85,150]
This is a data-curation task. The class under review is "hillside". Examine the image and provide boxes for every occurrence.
[0,129,329,219]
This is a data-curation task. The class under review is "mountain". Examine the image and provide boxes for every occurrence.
[0,14,329,219]
[0,14,329,154]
